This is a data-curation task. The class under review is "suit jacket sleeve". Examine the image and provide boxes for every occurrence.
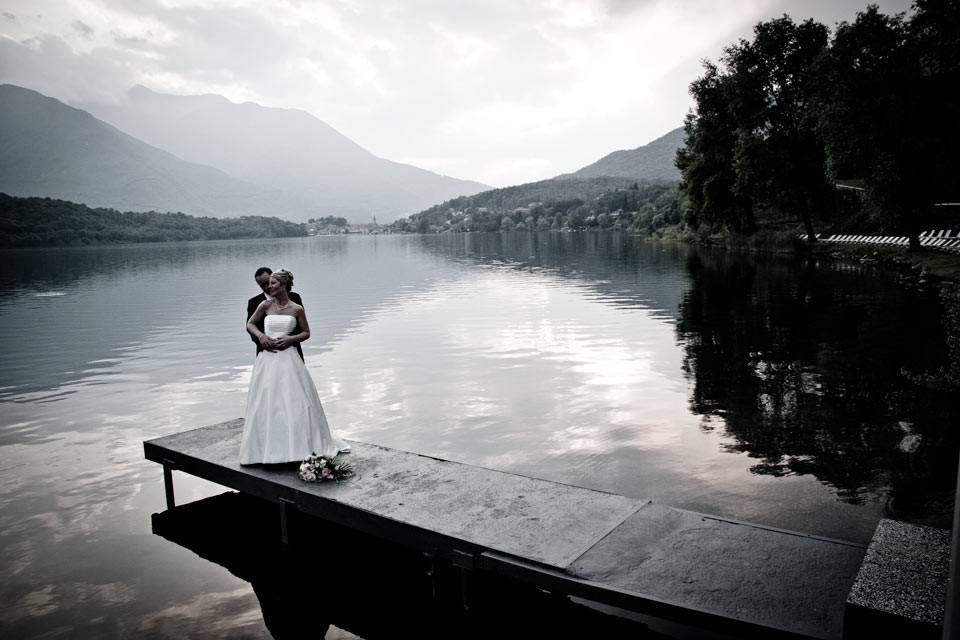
[247,296,260,344]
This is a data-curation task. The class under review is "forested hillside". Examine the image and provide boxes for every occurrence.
[390,178,682,234]
[0,194,306,247]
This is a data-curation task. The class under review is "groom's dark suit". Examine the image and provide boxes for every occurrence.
[247,291,305,361]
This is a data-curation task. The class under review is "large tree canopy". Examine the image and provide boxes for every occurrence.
[678,1,960,246]
[676,63,755,233]
[819,6,928,245]
[726,16,833,242]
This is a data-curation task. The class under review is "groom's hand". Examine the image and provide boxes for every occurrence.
[273,335,293,350]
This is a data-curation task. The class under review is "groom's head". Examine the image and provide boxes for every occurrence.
[254,267,272,294]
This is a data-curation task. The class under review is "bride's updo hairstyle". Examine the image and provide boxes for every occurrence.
[272,269,294,292]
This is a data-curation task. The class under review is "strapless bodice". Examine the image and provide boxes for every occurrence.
[264,314,297,338]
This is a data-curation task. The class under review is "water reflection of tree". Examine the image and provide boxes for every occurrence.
[677,251,958,524]
[419,231,692,315]
[414,232,959,525]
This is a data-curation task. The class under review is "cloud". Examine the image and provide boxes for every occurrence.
[0,0,915,186]
[0,34,138,105]
[71,19,93,38]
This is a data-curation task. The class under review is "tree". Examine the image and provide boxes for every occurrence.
[907,0,960,229]
[567,206,587,229]
[677,62,756,233]
[677,17,834,239]
[724,16,833,242]
[818,7,919,245]
[817,2,960,247]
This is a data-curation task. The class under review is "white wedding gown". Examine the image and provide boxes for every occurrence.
[239,315,348,464]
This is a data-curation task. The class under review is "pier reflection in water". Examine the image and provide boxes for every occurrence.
[151,492,683,639]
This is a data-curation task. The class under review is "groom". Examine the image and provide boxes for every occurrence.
[247,266,304,361]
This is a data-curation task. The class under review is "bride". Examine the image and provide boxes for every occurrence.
[239,269,349,465]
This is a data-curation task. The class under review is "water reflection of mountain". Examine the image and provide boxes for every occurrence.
[152,492,664,639]
[2,233,687,401]
[0,237,455,401]
[417,232,693,319]
[677,250,959,526]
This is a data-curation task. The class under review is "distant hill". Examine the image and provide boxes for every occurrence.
[557,127,684,181]
[392,177,681,234]
[0,193,306,247]
[415,176,640,216]
[397,125,685,227]
[80,85,489,222]
[0,84,313,218]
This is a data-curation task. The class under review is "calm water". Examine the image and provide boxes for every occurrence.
[1,232,957,638]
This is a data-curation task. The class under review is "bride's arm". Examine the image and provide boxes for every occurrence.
[274,305,310,350]
[246,301,276,350]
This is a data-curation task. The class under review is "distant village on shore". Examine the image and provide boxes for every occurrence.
[305,216,384,235]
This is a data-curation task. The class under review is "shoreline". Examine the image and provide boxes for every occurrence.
[804,242,960,287]
[675,228,960,285]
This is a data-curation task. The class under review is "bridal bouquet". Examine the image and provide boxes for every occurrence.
[298,453,354,483]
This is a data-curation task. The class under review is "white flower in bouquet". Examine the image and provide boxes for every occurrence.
[298,452,354,483]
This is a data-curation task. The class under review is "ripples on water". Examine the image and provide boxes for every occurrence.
[1,233,957,638]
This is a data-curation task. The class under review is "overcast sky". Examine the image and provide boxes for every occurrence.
[0,0,914,187]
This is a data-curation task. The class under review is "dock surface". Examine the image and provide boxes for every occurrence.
[145,419,868,639]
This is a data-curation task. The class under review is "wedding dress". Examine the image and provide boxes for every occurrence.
[239,315,348,464]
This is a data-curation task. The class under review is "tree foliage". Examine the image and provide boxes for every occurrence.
[678,2,960,245]
[727,17,834,241]
[308,216,348,228]
[0,193,307,247]
[676,63,754,232]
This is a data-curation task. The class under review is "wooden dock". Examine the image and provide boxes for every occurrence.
[144,419,869,639]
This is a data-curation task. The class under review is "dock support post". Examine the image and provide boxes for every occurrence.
[452,550,476,612]
[422,552,437,600]
[162,462,175,510]
[943,449,960,640]
[279,498,294,545]
[459,567,472,611]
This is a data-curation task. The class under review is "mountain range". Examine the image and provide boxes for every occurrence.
[0,84,488,222]
[0,83,684,223]
[79,85,488,222]
[0,84,314,219]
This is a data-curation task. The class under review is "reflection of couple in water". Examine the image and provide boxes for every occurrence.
[239,267,349,465]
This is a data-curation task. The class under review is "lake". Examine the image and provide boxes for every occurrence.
[1,232,957,638]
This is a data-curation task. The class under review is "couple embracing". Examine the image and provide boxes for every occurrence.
[239,267,349,465]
